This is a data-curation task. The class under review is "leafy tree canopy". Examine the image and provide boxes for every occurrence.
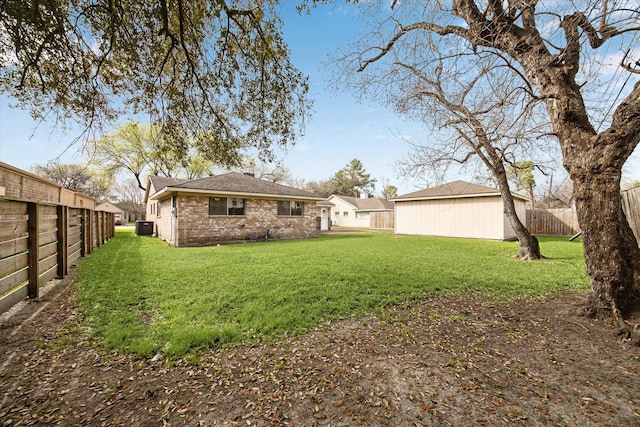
[330,159,376,197]
[381,184,398,200]
[1,0,310,165]
[91,121,218,190]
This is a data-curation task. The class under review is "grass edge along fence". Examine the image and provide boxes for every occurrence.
[0,198,114,314]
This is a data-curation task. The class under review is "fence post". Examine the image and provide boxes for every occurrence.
[101,211,106,245]
[56,204,68,278]
[87,209,93,254]
[27,202,39,299]
[80,209,86,257]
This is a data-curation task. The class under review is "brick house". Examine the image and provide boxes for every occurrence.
[144,173,324,246]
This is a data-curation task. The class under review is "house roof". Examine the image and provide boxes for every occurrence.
[149,176,189,192]
[96,201,125,214]
[329,195,394,211]
[393,180,529,202]
[148,172,323,201]
[144,176,189,203]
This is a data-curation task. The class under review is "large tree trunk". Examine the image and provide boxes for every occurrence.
[514,35,640,326]
[570,168,640,327]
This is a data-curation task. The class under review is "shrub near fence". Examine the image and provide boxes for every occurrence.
[0,199,113,315]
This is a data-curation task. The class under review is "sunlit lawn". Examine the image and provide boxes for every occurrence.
[78,229,589,357]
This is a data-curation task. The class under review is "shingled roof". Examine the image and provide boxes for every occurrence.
[393,180,529,201]
[148,172,323,200]
[330,195,394,210]
[149,176,189,191]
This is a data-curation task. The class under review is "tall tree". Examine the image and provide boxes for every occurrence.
[387,53,545,259]
[233,157,293,184]
[114,179,146,222]
[91,122,156,191]
[350,1,640,329]
[92,121,216,190]
[0,1,310,163]
[381,184,398,200]
[330,159,376,197]
[31,162,113,201]
[303,180,334,198]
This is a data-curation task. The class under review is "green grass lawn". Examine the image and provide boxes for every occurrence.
[77,229,589,357]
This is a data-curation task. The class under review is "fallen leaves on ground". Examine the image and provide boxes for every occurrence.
[1,280,639,426]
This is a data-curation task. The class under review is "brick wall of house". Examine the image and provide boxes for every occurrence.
[174,195,320,246]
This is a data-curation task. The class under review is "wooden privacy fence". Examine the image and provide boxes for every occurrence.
[370,211,394,230]
[0,199,114,315]
[527,187,639,242]
[526,208,579,236]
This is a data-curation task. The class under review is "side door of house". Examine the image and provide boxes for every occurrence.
[321,208,329,230]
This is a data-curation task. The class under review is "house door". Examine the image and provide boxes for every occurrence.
[321,208,329,231]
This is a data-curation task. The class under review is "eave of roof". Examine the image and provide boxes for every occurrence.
[391,192,530,202]
[392,180,530,202]
[146,172,323,202]
[149,186,325,201]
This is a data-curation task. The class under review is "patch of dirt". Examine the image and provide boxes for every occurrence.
[1,273,639,426]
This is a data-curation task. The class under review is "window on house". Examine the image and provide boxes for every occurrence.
[228,198,244,215]
[335,211,339,217]
[277,200,304,216]
[343,211,348,216]
[157,202,161,218]
[356,212,367,219]
[209,197,245,215]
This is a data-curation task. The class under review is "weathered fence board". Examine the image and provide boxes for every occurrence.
[0,253,28,282]
[0,199,113,314]
[40,241,58,259]
[0,200,28,215]
[526,209,579,236]
[370,211,394,230]
[0,220,28,240]
[0,267,28,296]
[0,284,28,316]
[0,237,28,260]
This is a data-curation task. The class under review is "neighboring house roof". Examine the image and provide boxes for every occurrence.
[328,195,394,211]
[393,180,529,202]
[148,172,324,201]
[96,201,125,214]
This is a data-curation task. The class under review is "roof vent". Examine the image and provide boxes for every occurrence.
[243,172,255,177]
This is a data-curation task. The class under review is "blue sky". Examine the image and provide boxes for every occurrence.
[1,3,638,196]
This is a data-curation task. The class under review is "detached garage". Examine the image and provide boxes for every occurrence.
[393,180,529,241]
